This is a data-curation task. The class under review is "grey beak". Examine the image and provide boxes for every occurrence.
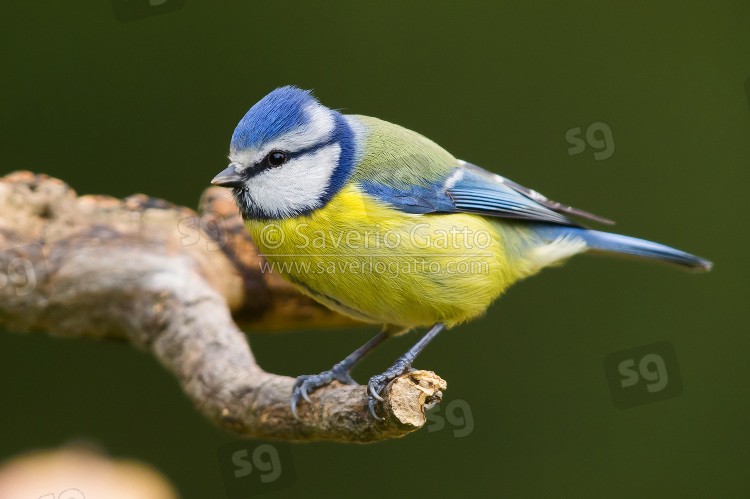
[211,165,243,187]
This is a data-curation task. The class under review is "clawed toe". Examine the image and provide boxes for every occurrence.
[292,324,444,421]
[290,368,357,418]
[366,361,416,420]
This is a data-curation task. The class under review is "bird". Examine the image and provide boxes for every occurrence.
[211,86,712,420]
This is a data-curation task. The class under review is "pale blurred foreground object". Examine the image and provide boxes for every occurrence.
[0,445,177,499]
[0,172,445,442]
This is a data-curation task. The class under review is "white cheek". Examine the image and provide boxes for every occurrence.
[230,104,335,167]
[247,143,341,218]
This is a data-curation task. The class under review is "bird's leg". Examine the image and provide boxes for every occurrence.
[291,328,393,418]
[367,322,446,420]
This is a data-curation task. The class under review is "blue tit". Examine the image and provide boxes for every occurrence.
[212,86,711,419]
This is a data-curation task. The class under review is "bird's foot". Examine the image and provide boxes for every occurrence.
[367,358,417,420]
[291,364,357,418]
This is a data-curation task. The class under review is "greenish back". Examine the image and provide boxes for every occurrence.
[349,115,459,187]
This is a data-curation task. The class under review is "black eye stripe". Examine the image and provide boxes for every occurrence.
[245,138,338,178]
[286,137,337,160]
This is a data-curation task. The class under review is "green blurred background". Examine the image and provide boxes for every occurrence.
[2,1,748,497]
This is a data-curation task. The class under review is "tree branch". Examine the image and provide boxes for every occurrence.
[0,172,445,443]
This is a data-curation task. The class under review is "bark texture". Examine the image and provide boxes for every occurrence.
[0,171,446,443]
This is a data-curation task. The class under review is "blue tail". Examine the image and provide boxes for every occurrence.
[535,226,712,272]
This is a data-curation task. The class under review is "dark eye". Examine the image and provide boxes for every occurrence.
[267,150,288,167]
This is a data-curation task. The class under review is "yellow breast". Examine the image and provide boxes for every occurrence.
[245,184,533,328]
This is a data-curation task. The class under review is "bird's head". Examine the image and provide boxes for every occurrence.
[212,86,355,220]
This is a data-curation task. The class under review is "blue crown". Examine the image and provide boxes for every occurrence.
[231,86,321,151]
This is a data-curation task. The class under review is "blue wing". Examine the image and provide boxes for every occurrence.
[358,160,614,227]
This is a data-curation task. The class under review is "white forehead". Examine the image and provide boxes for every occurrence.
[245,143,341,219]
[229,103,335,169]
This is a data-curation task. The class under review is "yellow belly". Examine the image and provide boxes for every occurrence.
[245,184,534,328]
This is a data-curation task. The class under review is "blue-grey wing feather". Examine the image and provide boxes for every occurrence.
[358,160,613,227]
[458,161,614,225]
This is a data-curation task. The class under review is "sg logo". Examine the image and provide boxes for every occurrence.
[0,244,48,297]
[177,212,230,252]
[565,122,615,160]
[217,441,296,497]
[604,341,683,409]
[425,399,475,438]
[619,354,669,393]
